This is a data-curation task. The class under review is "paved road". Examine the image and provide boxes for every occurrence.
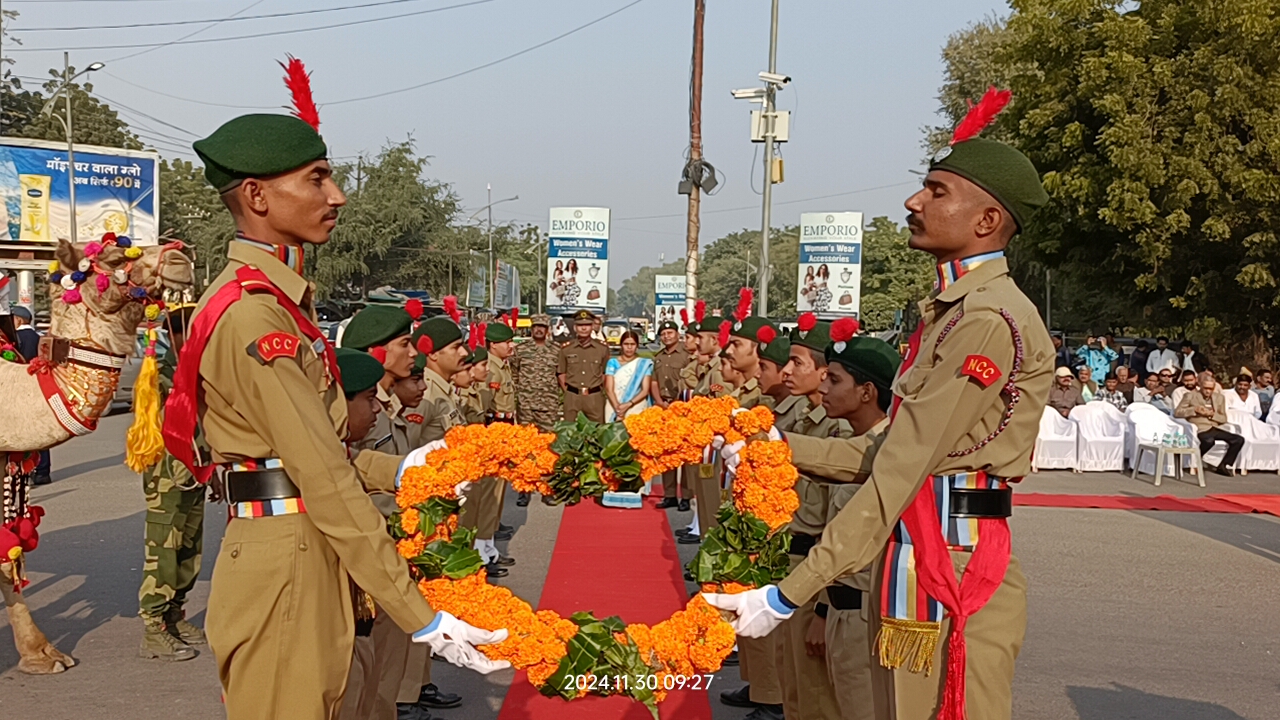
[3,413,1279,719]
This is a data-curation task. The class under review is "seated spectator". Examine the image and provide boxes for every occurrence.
[1156,368,1176,394]
[1225,374,1261,419]
[1075,335,1118,383]
[1129,340,1151,381]
[1254,369,1274,418]
[1048,367,1084,417]
[1077,366,1098,401]
[1104,332,1126,370]
[1093,372,1129,411]
[1170,369,1200,409]
[1175,374,1244,476]
[1146,336,1179,376]
[1114,365,1137,402]
[1134,373,1173,414]
[1051,332,1072,369]
[1179,340,1210,374]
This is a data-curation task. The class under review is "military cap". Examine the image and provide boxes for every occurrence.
[571,309,596,325]
[531,314,552,327]
[193,114,328,192]
[467,346,488,364]
[731,316,777,343]
[789,317,833,354]
[826,336,901,390]
[409,354,425,376]
[486,323,515,344]
[11,306,32,322]
[412,316,463,355]
[340,305,413,351]
[336,348,385,398]
[758,334,791,368]
[657,320,679,333]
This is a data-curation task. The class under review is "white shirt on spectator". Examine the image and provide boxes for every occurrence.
[1146,348,1180,374]
[1225,389,1262,419]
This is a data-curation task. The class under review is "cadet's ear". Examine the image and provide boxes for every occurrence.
[56,238,82,270]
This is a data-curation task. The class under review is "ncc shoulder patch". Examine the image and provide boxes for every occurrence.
[249,332,302,364]
[405,413,425,424]
[488,382,502,391]
[961,354,1002,387]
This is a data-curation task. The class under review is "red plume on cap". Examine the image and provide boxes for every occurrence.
[469,323,486,351]
[734,288,754,323]
[280,55,320,132]
[756,325,777,345]
[417,335,434,355]
[718,320,732,349]
[442,296,461,323]
[680,308,690,326]
[950,86,1011,146]
[509,308,519,328]
[797,312,817,332]
[831,317,860,343]
[405,298,424,320]
[695,299,707,324]
[369,346,388,365]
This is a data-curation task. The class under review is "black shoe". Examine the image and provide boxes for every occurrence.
[677,499,690,512]
[721,649,738,666]
[1217,465,1236,477]
[720,684,758,708]
[499,523,513,532]
[683,569,694,582]
[492,555,516,567]
[494,529,514,541]
[396,703,433,720]
[677,533,701,545]
[419,683,462,709]
[655,497,679,509]
[31,473,51,486]
[541,495,557,506]
[517,493,530,507]
[484,563,509,578]
[744,705,785,720]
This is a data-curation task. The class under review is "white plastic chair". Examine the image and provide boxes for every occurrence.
[1070,402,1127,472]
[1033,406,1078,471]
[1212,410,1279,472]
[1126,403,1198,478]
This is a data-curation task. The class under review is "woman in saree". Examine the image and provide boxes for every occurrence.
[604,331,653,422]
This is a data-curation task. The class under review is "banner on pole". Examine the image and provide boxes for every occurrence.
[654,274,686,328]
[796,212,863,318]
[546,207,609,313]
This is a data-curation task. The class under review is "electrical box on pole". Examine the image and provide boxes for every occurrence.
[750,110,790,143]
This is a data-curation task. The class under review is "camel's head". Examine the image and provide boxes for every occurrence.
[48,236,195,356]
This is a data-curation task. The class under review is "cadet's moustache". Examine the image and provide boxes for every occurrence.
[906,214,924,232]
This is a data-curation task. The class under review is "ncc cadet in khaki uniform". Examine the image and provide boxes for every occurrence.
[482,321,518,545]
[705,101,1054,720]
[457,340,518,573]
[165,115,507,720]
[677,313,728,543]
[757,334,793,410]
[557,309,610,423]
[650,319,691,510]
[512,314,561,506]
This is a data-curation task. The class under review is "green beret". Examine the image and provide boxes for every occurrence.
[657,320,679,333]
[467,346,488,364]
[336,348,385,398]
[486,323,515,344]
[789,320,832,353]
[825,337,901,390]
[194,114,328,192]
[731,316,776,343]
[693,319,721,335]
[758,335,791,368]
[930,138,1048,230]
[411,354,425,376]
[340,305,412,351]
[413,317,463,355]
[572,309,597,324]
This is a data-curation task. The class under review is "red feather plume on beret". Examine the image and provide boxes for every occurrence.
[369,346,387,365]
[951,86,1011,145]
[509,308,519,328]
[718,320,732,349]
[695,299,707,324]
[756,326,777,345]
[416,335,434,355]
[280,55,320,132]
[797,312,817,332]
[405,299,423,320]
[442,296,461,323]
[831,317,860,343]
[734,288,754,323]
[680,308,690,326]
[469,323,486,351]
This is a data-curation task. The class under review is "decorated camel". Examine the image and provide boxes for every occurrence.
[1,236,193,674]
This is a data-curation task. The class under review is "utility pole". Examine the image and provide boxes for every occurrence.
[63,52,78,245]
[758,0,779,317]
[684,0,706,314]
[487,183,494,308]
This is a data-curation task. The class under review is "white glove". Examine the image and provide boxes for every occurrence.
[396,439,449,489]
[412,611,511,674]
[721,439,746,474]
[701,585,794,638]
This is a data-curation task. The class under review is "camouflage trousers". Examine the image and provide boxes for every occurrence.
[519,408,561,433]
[138,456,206,620]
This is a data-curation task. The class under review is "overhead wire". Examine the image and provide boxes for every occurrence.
[107,0,266,63]
[19,0,459,31]
[613,181,919,221]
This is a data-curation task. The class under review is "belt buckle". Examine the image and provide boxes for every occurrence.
[580,387,589,396]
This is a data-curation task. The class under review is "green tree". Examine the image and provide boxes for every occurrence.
[159,158,235,291]
[936,0,1280,370]
[698,227,799,317]
[614,259,686,318]
[10,70,141,149]
[858,217,934,330]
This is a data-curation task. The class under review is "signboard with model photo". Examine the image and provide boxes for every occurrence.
[796,211,863,318]
[545,207,609,312]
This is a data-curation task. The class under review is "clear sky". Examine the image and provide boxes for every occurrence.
[5,0,1007,287]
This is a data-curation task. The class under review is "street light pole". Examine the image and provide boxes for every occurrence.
[42,53,104,245]
[758,0,780,317]
[466,190,518,309]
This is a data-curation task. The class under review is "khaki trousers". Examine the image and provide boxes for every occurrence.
[660,468,688,499]
[738,631,783,705]
[563,391,606,423]
[826,603,875,720]
[208,515,353,720]
[684,462,721,534]
[868,552,1026,720]
[338,636,379,720]
[780,554,841,720]
[371,611,432,718]
[458,478,500,539]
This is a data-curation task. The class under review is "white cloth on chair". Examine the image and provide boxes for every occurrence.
[1126,403,1194,475]
[1224,410,1280,471]
[1070,402,1126,472]
[1034,406,1078,470]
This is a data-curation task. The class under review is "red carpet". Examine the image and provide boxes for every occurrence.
[1207,494,1280,517]
[497,498,712,720]
[1015,493,1252,513]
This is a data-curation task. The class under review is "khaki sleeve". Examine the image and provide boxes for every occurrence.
[784,433,877,484]
[557,347,568,374]
[1173,393,1197,418]
[353,449,404,494]
[779,310,1018,604]
[209,304,435,633]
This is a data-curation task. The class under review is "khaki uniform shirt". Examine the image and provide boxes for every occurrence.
[557,339,610,392]
[195,241,434,632]
[457,386,486,425]
[652,344,691,403]
[1174,390,1228,433]
[682,356,725,397]
[827,417,889,591]
[774,396,854,536]
[731,376,763,409]
[777,257,1054,604]
[411,367,464,444]
[487,354,516,414]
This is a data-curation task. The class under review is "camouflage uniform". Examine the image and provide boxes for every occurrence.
[138,346,207,657]
[512,334,562,431]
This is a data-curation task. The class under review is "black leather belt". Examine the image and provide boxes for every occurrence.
[566,384,603,396]
[225,468,301,504]
[950,487,1013,518]
[788,531,818,557]
[826,584,863,611]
